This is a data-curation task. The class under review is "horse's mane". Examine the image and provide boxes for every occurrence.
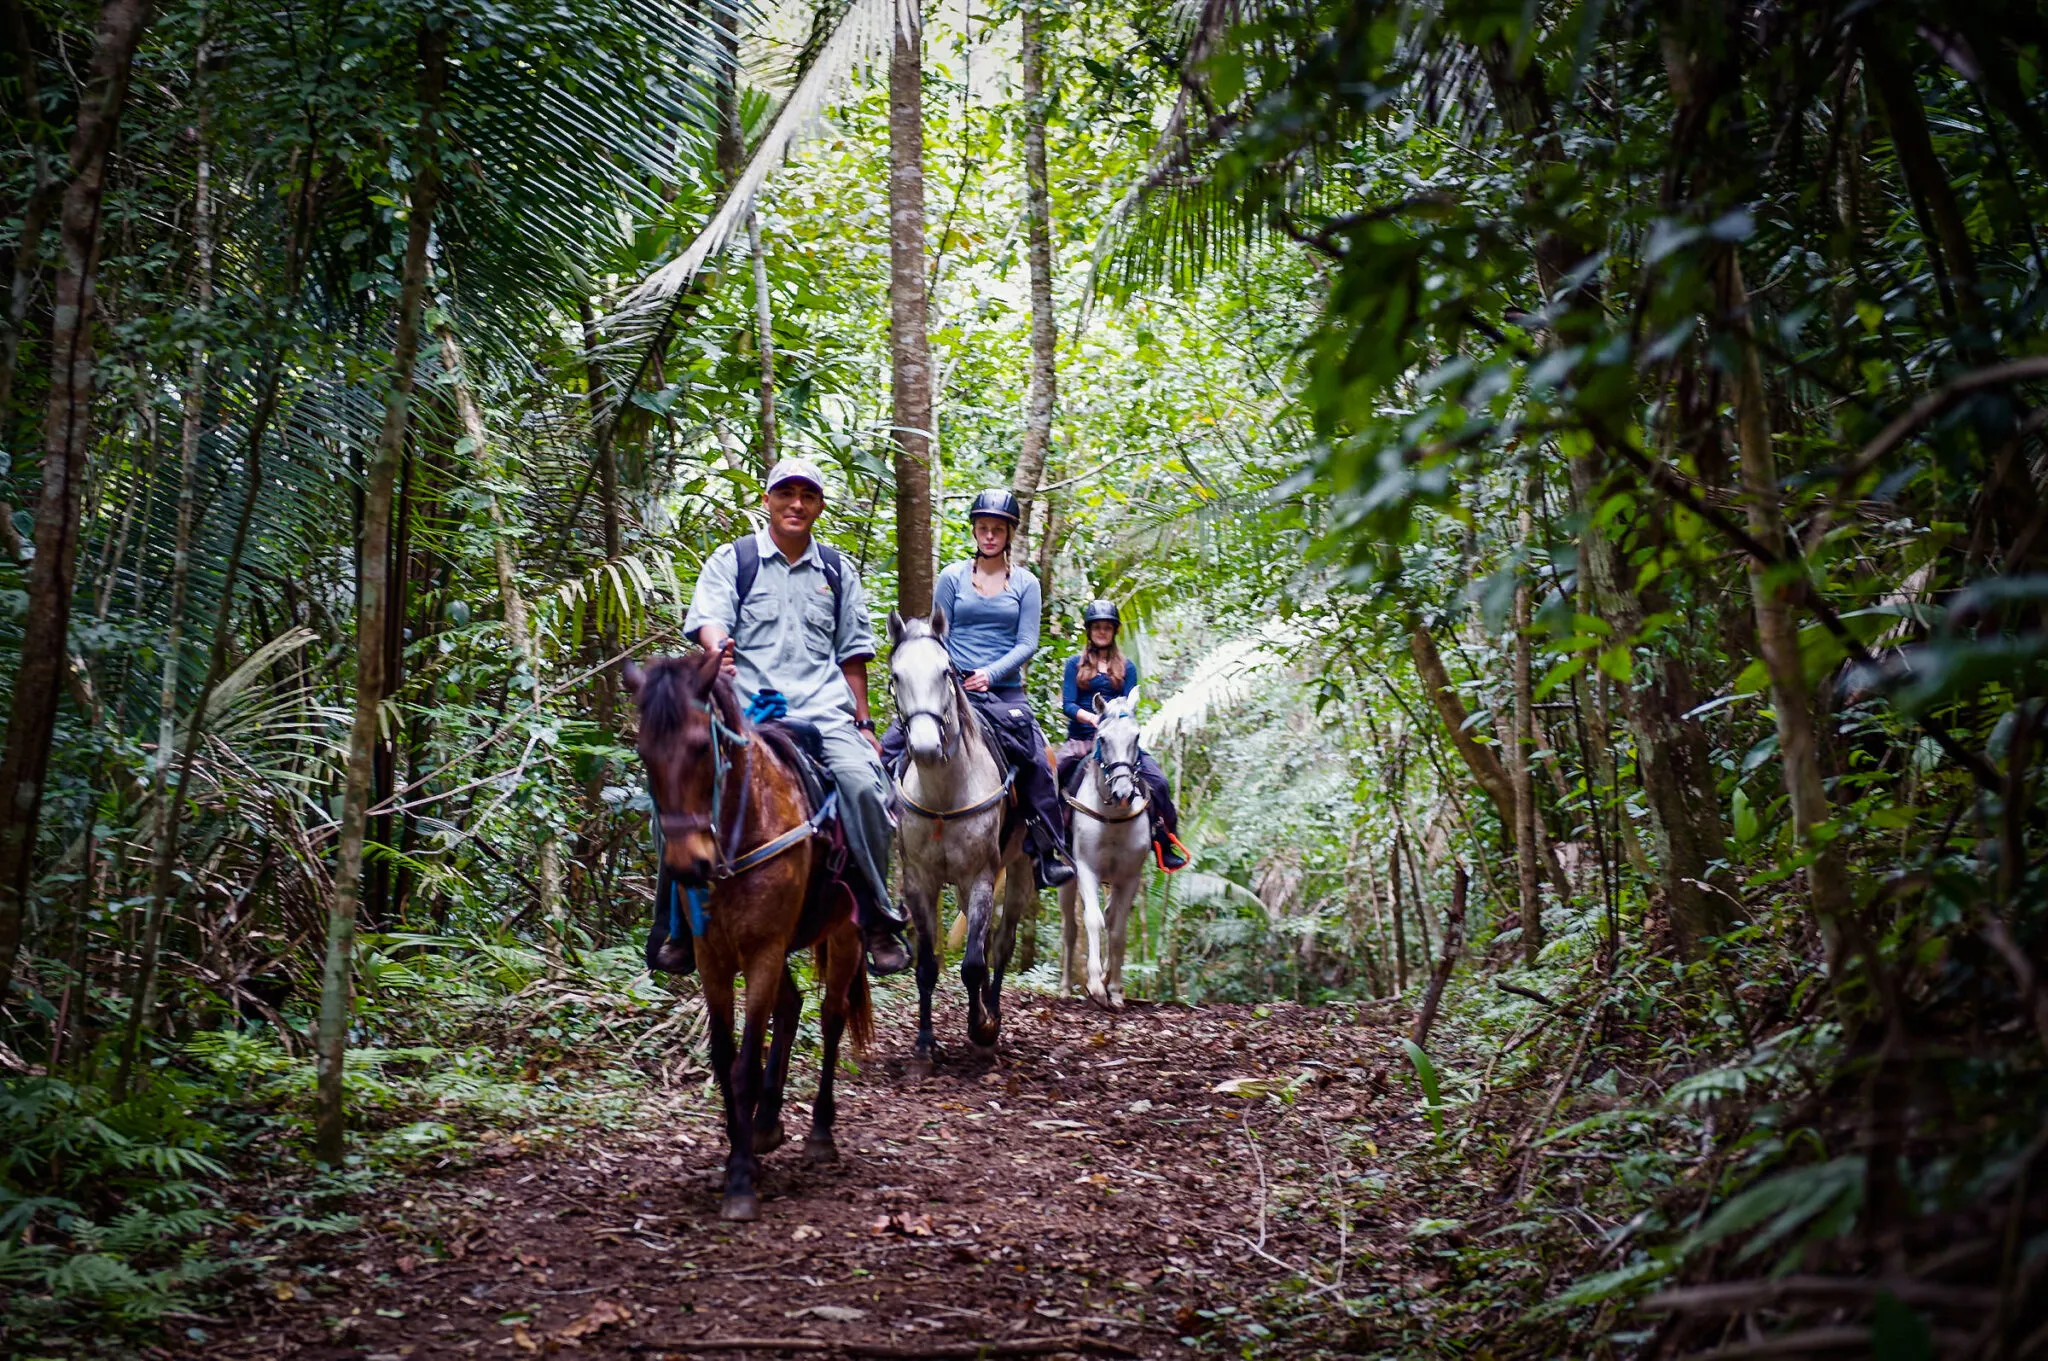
[635,659,693,741]
[634,656,742,742]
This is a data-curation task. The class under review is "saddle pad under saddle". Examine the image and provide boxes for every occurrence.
[756,720,836,816]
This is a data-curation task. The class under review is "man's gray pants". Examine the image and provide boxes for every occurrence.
[815,722,900,923]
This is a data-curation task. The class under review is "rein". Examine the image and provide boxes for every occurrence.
[892,663,1011,836]
[680,698,828,883]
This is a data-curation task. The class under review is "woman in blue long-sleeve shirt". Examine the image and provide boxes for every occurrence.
[881,489,1074,889]
[1057,599,1189,870]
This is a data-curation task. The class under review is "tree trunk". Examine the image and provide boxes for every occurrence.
[1409,621,1572,906]
[1859,21,1979,321]
[0,0,152,1004]
[316,26,444,1165]
[1389,837,1408,994]
[888,9,934,617]
[1410,865,1467,1047]
[1724,253,1853,977]
[441,327,533,664]
[1010,0,1056,563]
[133,40,215,1063]
[749,211,777,469]
[1511,491,1543,965]
[1566,449,1729,948]
[1,0,60,434]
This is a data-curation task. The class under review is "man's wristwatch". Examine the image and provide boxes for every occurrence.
[855,718,877,732]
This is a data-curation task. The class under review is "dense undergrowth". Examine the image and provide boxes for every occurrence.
[0,936,699,1352]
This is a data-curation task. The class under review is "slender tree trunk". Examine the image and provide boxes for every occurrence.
[1511,485,1543,965]
[1010,0,1056,562]
[1388,837,1408,994]
[888,6,934,616]
[1410,621,1572,905]
[135,41,214,1053]
[1859,22,1978,321]
[316,27,444,1164]
[113,158,317,1097]
[1410,865,1467,1047]
[749,211,776,468]
[441,324,562,951]
[1,0,60,433]
[1567,450,1728,947]
[1724,254,1853,976]
[441,327,533,663]
[0,0,152,1004]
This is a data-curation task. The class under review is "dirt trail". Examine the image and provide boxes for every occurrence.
[193,992,1448,1359]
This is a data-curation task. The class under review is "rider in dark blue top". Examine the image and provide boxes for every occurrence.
[1054,600,1188,871]
[1062,653,1138,742]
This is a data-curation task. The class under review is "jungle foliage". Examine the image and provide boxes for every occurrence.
[2,0,2046,1353]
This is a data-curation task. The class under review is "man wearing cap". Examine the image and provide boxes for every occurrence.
[682,457,912,975]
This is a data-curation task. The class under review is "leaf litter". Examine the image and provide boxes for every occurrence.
[178,992,1469,1358]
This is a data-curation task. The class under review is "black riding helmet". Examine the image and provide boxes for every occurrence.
[1082,599,1121,628]
[967,488,1021,526]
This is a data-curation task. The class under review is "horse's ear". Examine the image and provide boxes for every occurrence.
[622,661,646,695]
[930,605,948,639]
[1093,693,1109,715]
[1126,687,1139,712]
[888,610,905,647]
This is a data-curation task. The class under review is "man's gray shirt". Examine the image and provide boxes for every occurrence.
[682,528,878,732]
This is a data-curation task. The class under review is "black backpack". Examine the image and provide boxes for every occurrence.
[733,534,845,633]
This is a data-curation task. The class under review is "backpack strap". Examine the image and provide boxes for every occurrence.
[734,535,761,615]
[732,535,844,641]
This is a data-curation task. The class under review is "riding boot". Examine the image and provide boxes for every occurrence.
[1150,809,1191,871]
[1028,819,1077,890]
[847,874,911,976]
[862,920,912,976]
[646,878,698,975]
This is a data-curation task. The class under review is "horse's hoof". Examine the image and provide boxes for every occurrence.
[1086,985,1113,1012]
[802,1137,840,1165]
[753,1122,786,1156]
[720,1193,759,1222]
[907,1055,935,1079]
[968,1019,1000,1049]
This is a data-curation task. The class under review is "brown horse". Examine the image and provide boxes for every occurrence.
[623,646,872,1222]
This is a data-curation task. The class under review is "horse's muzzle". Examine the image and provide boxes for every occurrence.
[906,713,947,764]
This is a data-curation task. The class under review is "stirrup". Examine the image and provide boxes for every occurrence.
[1154,833,1190,873]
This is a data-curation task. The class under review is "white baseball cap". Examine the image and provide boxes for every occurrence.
[765,456,828,497]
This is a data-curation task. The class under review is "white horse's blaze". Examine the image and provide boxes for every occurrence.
[1059,696,1153,1012]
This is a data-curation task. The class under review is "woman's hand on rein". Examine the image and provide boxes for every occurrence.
[1075,709,1098,727]
[962,669,992,693]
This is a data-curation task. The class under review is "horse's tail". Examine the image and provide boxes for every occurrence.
[845,960,875,1055]
[817,928,875,1056]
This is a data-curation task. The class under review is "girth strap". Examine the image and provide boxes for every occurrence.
[898,767,1016,824]
[719,789,839,879]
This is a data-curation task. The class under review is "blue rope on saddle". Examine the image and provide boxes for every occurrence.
[745,688,789,723]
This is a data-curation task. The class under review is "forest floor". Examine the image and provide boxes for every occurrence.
[174,989,1488,1360]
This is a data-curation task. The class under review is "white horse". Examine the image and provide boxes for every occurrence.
[888,611,1037,1066]
[1059,693,1153,1011]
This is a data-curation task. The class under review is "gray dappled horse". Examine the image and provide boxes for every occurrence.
[887,611,1038,1067]
[1059,693,1153,1010]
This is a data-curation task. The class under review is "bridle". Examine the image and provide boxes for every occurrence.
[659,697,834,884]
[891,653,1013,832]
[1065,721,1148,824]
